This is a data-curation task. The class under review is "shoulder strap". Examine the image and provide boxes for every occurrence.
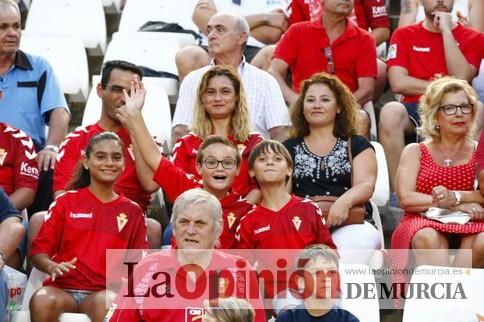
[348,136,353,187]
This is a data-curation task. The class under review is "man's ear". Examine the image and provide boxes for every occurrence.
[196,161,203,175]
[96,83,103,98]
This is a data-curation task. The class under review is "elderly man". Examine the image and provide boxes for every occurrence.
[0,0,70,212]
[0,188,25,321]
[104,188,266,322]
[269,0,377,136]
[172,12,290,144]
[379,0,483,192]
[175,0,288,80]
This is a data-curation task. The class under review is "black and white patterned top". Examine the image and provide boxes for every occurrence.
[283,135,373,198]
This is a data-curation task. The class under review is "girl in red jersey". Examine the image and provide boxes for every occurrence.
[171,65,263,204]
[29,132,148,322]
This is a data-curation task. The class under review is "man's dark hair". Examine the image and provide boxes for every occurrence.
[100,60,143,87]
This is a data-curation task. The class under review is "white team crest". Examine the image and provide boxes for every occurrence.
[0,149,7,166]
[117,213,128,232]
[227,212,236,229]
[292,216,302,231]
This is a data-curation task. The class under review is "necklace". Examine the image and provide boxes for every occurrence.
[437,144,461,167]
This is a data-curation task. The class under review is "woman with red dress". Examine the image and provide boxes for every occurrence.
[392,77,484,275]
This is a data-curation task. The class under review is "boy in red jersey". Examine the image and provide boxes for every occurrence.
[115,80,253,249]
[30,132,148,322]
[236,140,336,301]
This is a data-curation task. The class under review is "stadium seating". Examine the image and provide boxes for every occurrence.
[24,0,107,55]
[370,141,390,208]
[103,33,180,99]
[20,34,89,102]
[402,265,484,322]
[119,0,198,34]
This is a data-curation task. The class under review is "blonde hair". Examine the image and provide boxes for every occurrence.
[418,76,478,141]
[204,297,255,322]
[192,65,251,142]
[289,72,359,139]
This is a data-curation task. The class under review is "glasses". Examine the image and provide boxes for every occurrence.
[323,47,335,74]
[203,157,237,169]
[103,84,131,95]
[439,103,473,115]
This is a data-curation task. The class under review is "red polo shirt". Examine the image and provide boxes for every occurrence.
[274,18,377,93]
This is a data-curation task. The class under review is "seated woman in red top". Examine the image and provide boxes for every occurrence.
[171,65,263,204]
[392,77,484,274]
[29,132,148,322]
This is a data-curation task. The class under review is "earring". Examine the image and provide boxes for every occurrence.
[435,124,440,130]
[84,166,89,170]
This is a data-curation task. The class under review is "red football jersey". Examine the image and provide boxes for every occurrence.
[236,195,336,298]
[0,123,38,195]
[30,187,148,291]
[171,133,263,197]
[105,250,266,322]
[288,0,389,30]
[387,23,483,103]
[154,158,253,249]
[54,123,155,210]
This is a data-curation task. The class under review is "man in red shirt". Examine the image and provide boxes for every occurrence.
[0,122,38,212]
[104,188,266,322]
[28,60,162,249]
[269,0,377,136]
[379,0,483,192]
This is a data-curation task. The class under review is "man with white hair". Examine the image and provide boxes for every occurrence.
[172,12,290,145]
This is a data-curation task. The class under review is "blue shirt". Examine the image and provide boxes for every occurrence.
[0,188,20,222]
[0,50,68,148]
[276,305,360,322]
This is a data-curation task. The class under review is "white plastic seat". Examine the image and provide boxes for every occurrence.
[83,75,172,148]
[370,141,390,208]
[403,265,484,322]
[339,264,380,322]
[25,0,106,55]
[119,0,198,35]
[102,0,122,13]
[20,34,89,102]
[103,33,180,98]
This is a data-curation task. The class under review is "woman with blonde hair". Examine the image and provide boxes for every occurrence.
[392,76,484,271]
[172,65,263,203]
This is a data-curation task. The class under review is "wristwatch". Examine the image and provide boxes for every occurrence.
[453,191,462,206]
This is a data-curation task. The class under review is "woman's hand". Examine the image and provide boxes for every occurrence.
[457,203,484,221]
[327,200,350,227]
[432,185,457,208]
[49,257,77,281]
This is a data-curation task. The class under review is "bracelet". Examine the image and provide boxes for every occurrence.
[44,145,59,153]
[453,191,462,206]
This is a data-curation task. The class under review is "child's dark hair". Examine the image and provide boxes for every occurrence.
[67,132,124,190]
[196,135,241,166]
[248,140,293,170]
